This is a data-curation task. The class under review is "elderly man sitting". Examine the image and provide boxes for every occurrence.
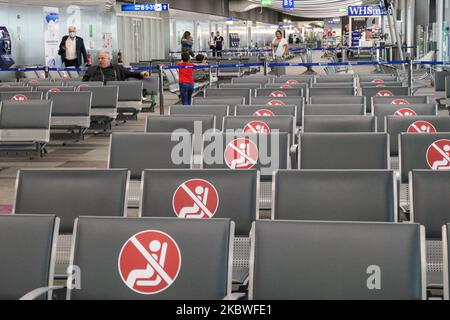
[82,51,149,83]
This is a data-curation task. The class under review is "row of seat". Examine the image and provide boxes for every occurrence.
[2,214,450,300]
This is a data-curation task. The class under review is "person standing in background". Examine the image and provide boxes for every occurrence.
[209,32,216,57]
[181,31,195,58]
[271,30,289,76]
[214,31,225,58]
[177,52,195,105]
[58,26,88,68]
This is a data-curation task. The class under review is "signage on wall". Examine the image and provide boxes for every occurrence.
[261,0,273,6]
[121,4,170,12]
[348,5,392,16]
[282,0,295,9]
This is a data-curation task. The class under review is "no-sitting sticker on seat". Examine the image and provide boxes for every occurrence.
[394,108,417,116]
[224,138,259,169]
[253,109,274,117]
[118,230,181,295]
[372,79,384,83]
[243,120,271,134]
[0,84,10,88]
[286,80,299,84]
[270,91,287,97]
[267,100,285,106]
[172,179,219,219]
[375,90,394,97]
[48,88,61,93]
[426,139,450,170]
[11,94,27,101]
[407,121,436,133]
[391,99,410,105]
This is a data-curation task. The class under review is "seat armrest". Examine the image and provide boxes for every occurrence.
[290,144,298,169]
[223,293,246,300]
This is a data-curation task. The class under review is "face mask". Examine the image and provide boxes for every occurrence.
[69,32,76,38]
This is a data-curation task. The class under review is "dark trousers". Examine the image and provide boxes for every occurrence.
[210,45,216,57]
[64,59,79,68]
[180,83,194,105]
[216,47,223,57]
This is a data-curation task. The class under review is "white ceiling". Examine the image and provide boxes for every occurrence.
[247,0,364,18]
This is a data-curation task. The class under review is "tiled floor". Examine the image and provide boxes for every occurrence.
[0,54,446,210]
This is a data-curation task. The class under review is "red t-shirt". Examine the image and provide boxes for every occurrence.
[177,62,195,84]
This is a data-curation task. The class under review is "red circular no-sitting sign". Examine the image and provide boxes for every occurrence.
[376,84,386,88]
[118,230,181,295]
[375,90,394,97]
[407,121,437,133]
[48,88,61,93]
[426,139,450,170]
[372,79,384,83]
[267,100,285,106]
[253,109,274,117]
[391,99,410,105]
[270,91,287,97]
[172,179,219,219]
[280,85,292,89]
[286,80,299,84]
[394,108,417,116]
[0,84,10,88]
[224,138,259,170]
[243,120,271,134]
[11,94,28,101]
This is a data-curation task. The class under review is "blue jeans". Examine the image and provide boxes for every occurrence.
[180,83,194,105]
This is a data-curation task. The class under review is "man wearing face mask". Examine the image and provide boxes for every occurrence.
[58,26,88,68]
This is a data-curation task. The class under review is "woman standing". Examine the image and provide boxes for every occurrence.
[271,30,289,76]
[181,31,195,58]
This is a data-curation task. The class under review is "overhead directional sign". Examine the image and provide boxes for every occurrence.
[121,3,170,12]
[282,0,295,9]
[261,0,273,6]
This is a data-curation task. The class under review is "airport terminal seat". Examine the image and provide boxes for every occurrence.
[249,220,426,300]
[169,105,229,131]
[303,104,366,116]
[13,168,129,277]
[108,81,143,121]
[250,97,304,127]
[0,100,52,157]
[0,86,33,93]
[302,115,376,132]
[204,88,251,105]
[79,86,118,132]
[0,91,43,101]
[310,95,365,105]
[0,214,59,300]
[308,87,355,98]
[362,87,410,113]
[192,97,245,107]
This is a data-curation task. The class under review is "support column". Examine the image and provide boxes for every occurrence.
[406,0,416,56]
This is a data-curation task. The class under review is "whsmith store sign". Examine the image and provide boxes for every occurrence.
[348,5,392,16]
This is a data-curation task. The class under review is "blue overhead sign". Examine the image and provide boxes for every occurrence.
[121,3,170,12]
[282,0,295,9]
[348,5,391,16]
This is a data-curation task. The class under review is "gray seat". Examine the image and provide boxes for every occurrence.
[302,115,376,132]
[13,169,129,234]
[223,116,295,140]
[311,83,354,88]
[410,170,450,289]
[66,81,104,90]
[205,88,251,105]
[273,75,314,84]
[249,220,426,300]
[192,97,245,106]
[0,214,59,300]
[235,105,296,119]
[218,59,242,77]
[386,116,450,156]
[373,104,437,132]
[219,83,262,90]
[255,88,303,98]
[250,97,304,127]
[265,83,309,101]
[0,82,25,87]
[303,104,366,116]
[46,91,92,138]
[360,82,404,88]
[359,74,398,83]
[35,86,75,93]
[79,85,118,131]
[0,100,52,157]
[316,75,354,83]
[109,132,192,208]
[299,133,389,169]
[309,87,355,97]
[232,77,272,84]
[108,81,143,121]
[362,86,410,113]
[140,169,258,235]
[0,86,32,92]
[273,170,397,222]
[169,105,229,131]
[372,95,429,106]
[67,217,234,300]
[310,95,365,105]
[399,133,450,183]
[0,92,43,101]
[145,115,215,133]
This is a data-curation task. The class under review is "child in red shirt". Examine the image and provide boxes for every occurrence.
[177,52,195,105]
